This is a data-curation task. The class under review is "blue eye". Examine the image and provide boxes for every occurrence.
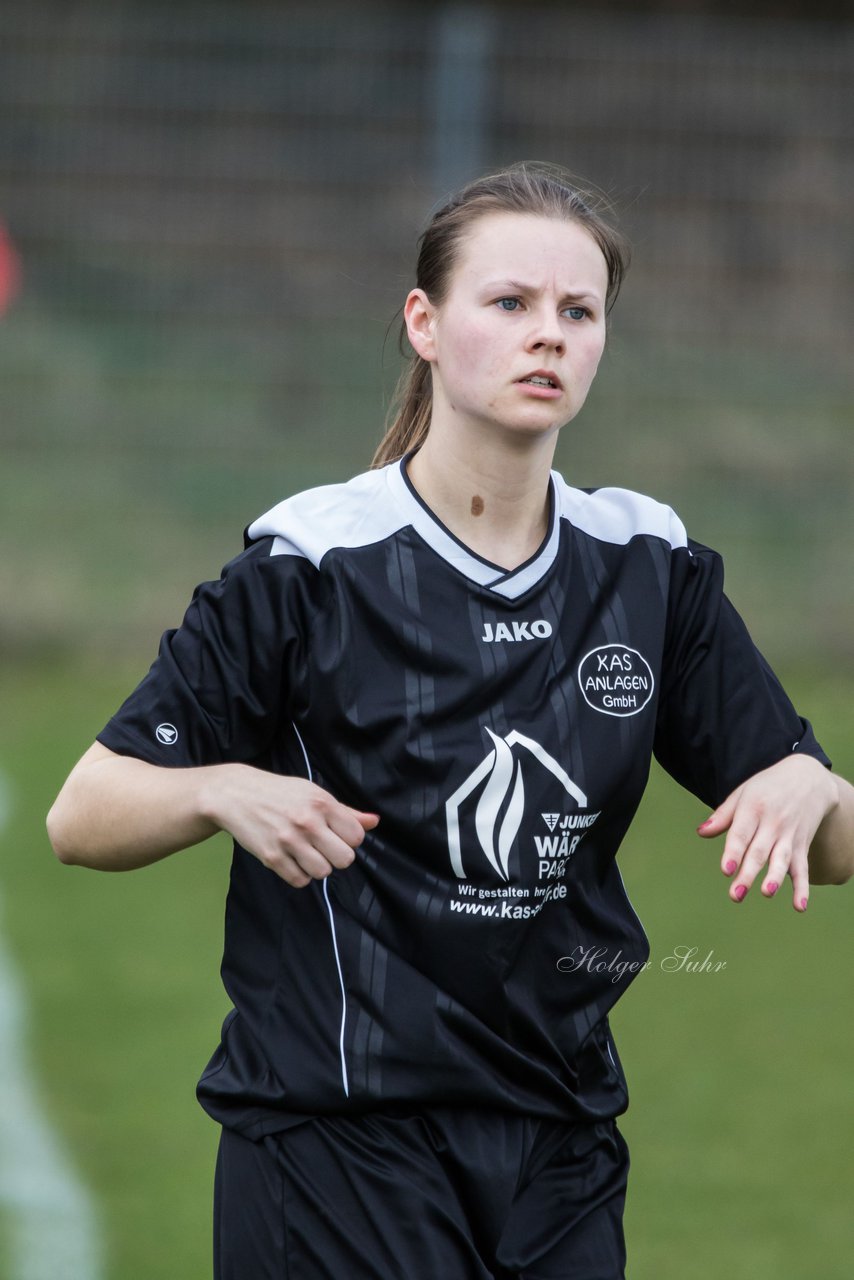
[496,297,521,311]
[564,306,588,321]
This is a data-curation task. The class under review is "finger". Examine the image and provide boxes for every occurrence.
[759,838,793,898]
[789,854,810,914]
[719,812,759,881]
[697,785,743,839]
[273,851,314,889]
[753,826,810,911]
[728,829,774,903]
[355,810,381,830]
[328,807,379,851]
[294,825,359,873]
[302,806,381,872]
[255,832,335,882]
[281,797,354,864]
[250,810,341,880]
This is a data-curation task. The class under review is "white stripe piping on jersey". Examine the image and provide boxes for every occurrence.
[387,460,564,600]
[250,461,689,603]
[322,887,350,1098]
[0,771,103,1279]
[399,453,559,583]
[290,724,350,1099]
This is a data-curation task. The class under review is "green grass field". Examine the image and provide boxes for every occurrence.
[0,660,851,1279]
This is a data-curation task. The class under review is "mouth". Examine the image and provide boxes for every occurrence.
[517,371,563,391]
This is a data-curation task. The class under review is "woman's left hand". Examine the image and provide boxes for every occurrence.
[695,754,841,912]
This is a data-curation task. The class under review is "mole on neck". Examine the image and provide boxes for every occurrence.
[470,496,485,517]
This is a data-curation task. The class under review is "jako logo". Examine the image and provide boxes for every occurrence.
[155,723,178,745]
[480,620,552,643]
[445,728,586,880]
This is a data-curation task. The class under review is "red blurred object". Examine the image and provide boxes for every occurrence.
[0,222,22,316]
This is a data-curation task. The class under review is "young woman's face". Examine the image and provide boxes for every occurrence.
[406,211,609,443]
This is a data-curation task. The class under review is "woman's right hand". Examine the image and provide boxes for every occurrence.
[203,765,379,888]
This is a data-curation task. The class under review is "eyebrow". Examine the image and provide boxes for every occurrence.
[482,279,602,303]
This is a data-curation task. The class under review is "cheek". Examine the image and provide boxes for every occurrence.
[442,318,498,376]
[579,333,607,383]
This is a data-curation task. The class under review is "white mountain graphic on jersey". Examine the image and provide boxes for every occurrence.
[445,729,587,880]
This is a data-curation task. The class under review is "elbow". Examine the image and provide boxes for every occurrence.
[46,799,82,865]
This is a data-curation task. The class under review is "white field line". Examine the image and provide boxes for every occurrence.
[0,771,103,1280]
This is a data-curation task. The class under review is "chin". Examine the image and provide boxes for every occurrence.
[495,419,566,445]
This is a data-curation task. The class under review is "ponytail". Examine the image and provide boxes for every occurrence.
[372,351,432,468]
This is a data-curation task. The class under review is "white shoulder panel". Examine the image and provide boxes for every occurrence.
[247,465,407,567]
[554,478,688,550]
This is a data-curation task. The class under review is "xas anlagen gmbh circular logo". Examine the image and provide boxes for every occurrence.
[577,644,654,718]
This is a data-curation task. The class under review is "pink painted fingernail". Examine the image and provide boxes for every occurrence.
[800,897,808,911]
[698,818,714,832]
[765,881,778,896]
[733,884,747,902]
[724,860,737,876]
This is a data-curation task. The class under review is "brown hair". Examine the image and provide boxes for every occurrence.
[372,161,630,469]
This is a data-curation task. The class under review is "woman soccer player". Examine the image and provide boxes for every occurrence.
[48,163,854,1280]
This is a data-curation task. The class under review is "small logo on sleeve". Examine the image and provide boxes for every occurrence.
[155,723,178,745]
[578,645,654,718]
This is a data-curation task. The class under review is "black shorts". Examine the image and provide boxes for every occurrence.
[213,1108,630,1279]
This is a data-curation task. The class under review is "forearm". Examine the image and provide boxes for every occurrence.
[47,742,229,870]
[48,742,379,885]
[808,772,854,885]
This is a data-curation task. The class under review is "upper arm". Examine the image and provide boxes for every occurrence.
[51,740,121,811]
[654,541,830,808]
[97,541,309,770]
[71,741,120,771]
[47,741,128,859]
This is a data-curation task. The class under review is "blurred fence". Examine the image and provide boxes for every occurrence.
[0,1,852,659]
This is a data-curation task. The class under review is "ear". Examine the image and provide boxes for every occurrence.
[404,289,438,362]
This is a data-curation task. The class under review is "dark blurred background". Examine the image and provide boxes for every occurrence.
[1,0,852,662]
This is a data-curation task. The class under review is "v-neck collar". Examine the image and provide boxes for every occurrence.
[386,454,561,601]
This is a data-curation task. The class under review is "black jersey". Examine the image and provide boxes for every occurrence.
[98,456,829,1138]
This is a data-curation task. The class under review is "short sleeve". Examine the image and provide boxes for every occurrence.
[97,538,306,768]
[654,539,831,808]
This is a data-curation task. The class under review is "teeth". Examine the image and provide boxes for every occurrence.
[523,376,555,387]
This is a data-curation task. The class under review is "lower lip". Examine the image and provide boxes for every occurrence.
[516,381,563,399]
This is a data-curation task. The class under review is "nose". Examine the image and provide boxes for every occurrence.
[526,309,565,356]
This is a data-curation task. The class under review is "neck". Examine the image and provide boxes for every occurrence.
[405,427,558,572]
